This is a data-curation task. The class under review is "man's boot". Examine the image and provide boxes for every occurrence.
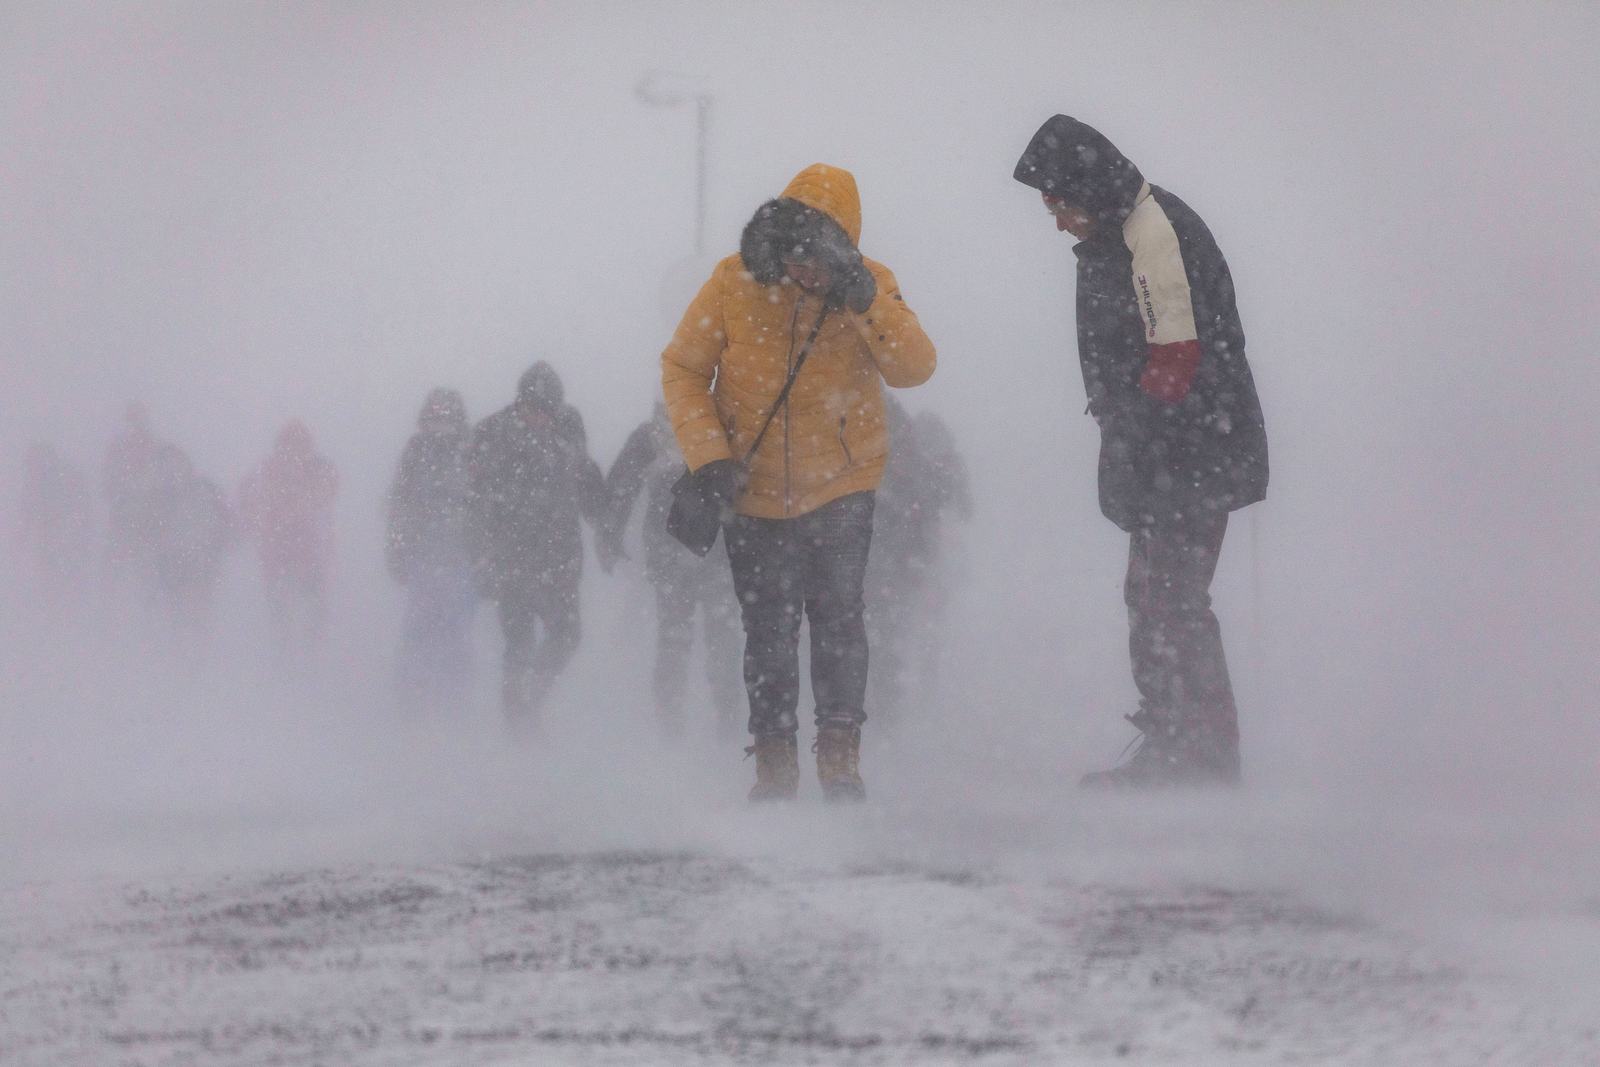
[746,735,799,802]
[1080,703,1184,789]
[814,724,866,803]
[1186,725,1242,786]
[1081,703,1240,789]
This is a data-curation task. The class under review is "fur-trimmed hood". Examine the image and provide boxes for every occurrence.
[739,163,863,285]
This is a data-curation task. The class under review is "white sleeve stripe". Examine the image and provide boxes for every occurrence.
[1123,195,1198,347]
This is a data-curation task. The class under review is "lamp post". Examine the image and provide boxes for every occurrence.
[635,71,712,256]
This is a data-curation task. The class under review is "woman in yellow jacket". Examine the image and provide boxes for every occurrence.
[662,163,936,801]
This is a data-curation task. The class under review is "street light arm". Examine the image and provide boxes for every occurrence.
[634,71,709,108]
[635,71,713,257]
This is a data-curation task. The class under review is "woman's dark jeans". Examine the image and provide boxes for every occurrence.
[724,492,875,738]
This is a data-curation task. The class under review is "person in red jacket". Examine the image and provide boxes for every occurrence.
[239,420,339,660]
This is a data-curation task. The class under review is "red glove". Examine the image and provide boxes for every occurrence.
[1139,340,1201,404]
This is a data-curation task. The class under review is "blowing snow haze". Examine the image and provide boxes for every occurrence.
[2,3,1599,1064]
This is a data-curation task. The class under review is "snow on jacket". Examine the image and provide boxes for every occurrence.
[661,164,937,520]
[1015,115,1268,529]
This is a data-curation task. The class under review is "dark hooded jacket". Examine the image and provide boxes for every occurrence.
[386,389,473,583]
[467,362,607,590]
[872,397,943,569]
[1015,115,1268,529]
[149,444,233,591]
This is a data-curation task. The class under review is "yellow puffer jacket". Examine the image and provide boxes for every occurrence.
[661,164,937,519]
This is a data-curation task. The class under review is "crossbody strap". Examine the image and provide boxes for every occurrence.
[739,302,829,464]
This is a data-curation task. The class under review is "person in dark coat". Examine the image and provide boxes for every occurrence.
[101,402,165,599]
[602,402,743,740]
[386,388,477,713]
[13,442,95,600]
[863,399,971,728]
[468,362,609,727]
[1014,114,1269,787]
[147,443,233,637]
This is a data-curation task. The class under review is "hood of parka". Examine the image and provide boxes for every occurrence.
[782,163,861,243]
[517,360,565,409]
[418,387,467,433]
[739,163,863,285]
[1013,115,1145,230]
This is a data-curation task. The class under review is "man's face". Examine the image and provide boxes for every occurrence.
[1042,193,1095,240]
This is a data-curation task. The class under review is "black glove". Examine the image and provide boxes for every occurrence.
[811,230,874,313]
[799,216,874,313]
[831,259,876,313]
[696,458,743,510]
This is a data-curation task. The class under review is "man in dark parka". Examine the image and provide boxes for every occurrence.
[468,362,609,727]
[1014,115,1268,786]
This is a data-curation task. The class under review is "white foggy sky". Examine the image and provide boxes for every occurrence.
[10,2,1593,453]
[3,1,1598,796]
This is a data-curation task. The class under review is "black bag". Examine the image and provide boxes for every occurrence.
[665,464,740,557]
[665,309,828,555]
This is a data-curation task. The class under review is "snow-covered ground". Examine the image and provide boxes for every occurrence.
[4,560,1599,1066]
[7,809,1599,1065]
[5,635,1598,1067]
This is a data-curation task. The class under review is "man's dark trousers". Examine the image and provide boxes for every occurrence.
[497,561,581,721]
[724,492,875,739]
[1125,508,1240,775]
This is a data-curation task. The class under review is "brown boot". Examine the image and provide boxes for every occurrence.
[814,724,866,803]
[746,735,799,802]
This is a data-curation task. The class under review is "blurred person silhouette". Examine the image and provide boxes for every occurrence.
[863,400,972,729]
[906,410,973,688]
[100,402,165,601]
[12,442,95,601]
[602,402,744,741]
[386,388,478,715]
[910,411,973,528]
[662,163,937,802]
[467,362,610,731]
[239,420,339,662]
[1014,115,1268,787]
[147,443,233,640]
